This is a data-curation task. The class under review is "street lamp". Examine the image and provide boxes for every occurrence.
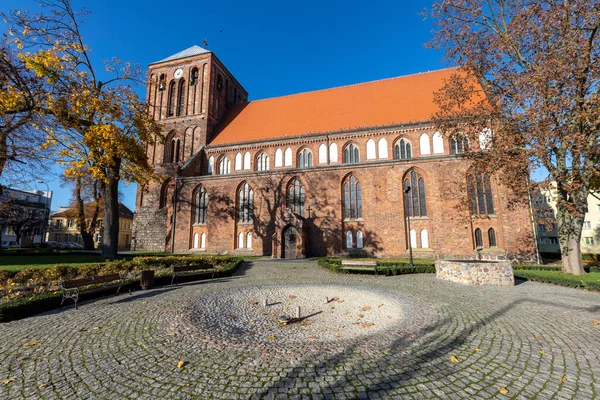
[36,180,49,244]
[404,184,414,268]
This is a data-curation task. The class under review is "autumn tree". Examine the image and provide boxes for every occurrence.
[3,0,160,259]
[428,0,600,275]
[0,39,50,189]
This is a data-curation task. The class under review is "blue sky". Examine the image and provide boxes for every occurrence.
[1,0,446,211]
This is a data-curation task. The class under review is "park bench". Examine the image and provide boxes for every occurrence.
[59,273,126,310]
[339,260,378,275]
[171,265,218,285]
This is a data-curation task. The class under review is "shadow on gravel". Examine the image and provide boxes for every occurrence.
[110,287,181,304]
[255,296,600,397]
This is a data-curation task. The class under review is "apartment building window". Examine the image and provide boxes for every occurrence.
[596,204,600,212]
[57,219,63,228]
[584,237,595,245]
[549,237,558,245]
[538,224,546,232]
[583,221,591,229]
[55,234,61,241]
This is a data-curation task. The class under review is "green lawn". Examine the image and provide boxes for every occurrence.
[514,269,600,291]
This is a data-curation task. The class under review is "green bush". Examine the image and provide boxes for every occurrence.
[317,258,342,272]
[317,258,435,275]
[582,253,600,262]
[590,266,600,273]
[514,270,600,291]
[0,292,62,322]
[513,264,561,271]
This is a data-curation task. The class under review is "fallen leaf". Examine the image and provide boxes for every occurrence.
[92,327,101,331]
[475,348,481,352]
[167,333,176,337]
[267,335,275,340]
[539,351,546,355]
[337,300,344,303]
[23,340,39,347]
[147,378,154,382]
[449,356,459,363]
[357,314,364,318]
[332,297,339,301]
[561,376,567,382]
[185,383,190,387]
[592,321,599,325]
[536,335,544,339]
[78,328,87,332]
[289,295,297,299]
[362,323,374,328]
[2,378,15,385]
[498,387,509,395]
[38,383,48,389]
[307,336,316,341]
[227,314,236,319]
[335,335,341,338]
[177,360,186,368]
[471,333,477,337]
[378,304,383,308]
[248,301,258,305]
[361,306,372,311]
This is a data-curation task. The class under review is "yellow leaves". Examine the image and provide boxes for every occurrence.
[561,376,567,382]
[177,360,186,369]
[498,387,509,395]
[23,340,39,347]
[2,378,15,385]
[361,306,372,311]
[267,335,275,340]
[592,321,599,325]
[449,356,460,363]
[38,383,48,389]
[475,348,481,352]
[539,351,546,355]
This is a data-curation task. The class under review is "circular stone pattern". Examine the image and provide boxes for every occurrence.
[173,284,414,351]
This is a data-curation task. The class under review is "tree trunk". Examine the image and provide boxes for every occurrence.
[556,192,587,276]
[81,231,95,251]
[101,161,121,260]
[74,176,101,251]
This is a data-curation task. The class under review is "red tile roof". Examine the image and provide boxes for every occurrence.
[210,67,467,146]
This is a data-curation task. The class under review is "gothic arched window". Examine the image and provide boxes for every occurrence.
[194,185,208,225]
[488,228,497,247]
[468,173,495,215]
[176,79,185,116]
[256,152,269,171]
[475,228,483,248]
[297,148,313,168]
[343,143,360,164]
[238,182,254,224]
[343,174,362,219]
[167,80,176,117]
[451,137,468,154]
[218,156,231,175]
[356,231,364,248]
[404,170,427,217]
[190,68,199,86]
[287,178,305,217]
[394,139,412,160]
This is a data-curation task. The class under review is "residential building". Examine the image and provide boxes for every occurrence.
[0,187,52,246]
[132,45,536,260]
[48,202,134,249]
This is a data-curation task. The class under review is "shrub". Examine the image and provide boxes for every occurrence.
[0,270,17,285]
[590,266,600,273]
[514,270,600,292]
[513,264,561,271]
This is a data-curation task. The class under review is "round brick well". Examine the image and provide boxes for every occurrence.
[435,259,514,286]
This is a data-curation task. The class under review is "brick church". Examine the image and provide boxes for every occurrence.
[132,45,536,260]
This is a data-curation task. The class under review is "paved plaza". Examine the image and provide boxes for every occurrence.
[1,259,599,399]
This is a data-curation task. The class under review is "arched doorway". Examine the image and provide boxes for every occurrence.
[282,226,297,259]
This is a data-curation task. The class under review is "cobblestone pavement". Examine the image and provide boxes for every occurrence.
[1,259,599,399]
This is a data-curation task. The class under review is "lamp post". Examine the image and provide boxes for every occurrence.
[36,180,50,244]
[404,184,414,268]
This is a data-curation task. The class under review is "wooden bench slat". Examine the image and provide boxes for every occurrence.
[341,261,377,266]
[60,273,125,309]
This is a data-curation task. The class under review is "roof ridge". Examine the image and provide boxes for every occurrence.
[248,66,460,103]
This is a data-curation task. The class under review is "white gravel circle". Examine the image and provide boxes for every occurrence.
[180,284,405,346]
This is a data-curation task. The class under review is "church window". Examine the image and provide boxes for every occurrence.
[176,79,186,116]
[318,144,327,164]
[378,138,389,159]
[235,152,242,170]
[475,228,483,248]
[343,174,362,219]
[246,232,252,249]
[243,152,251,170]
[346,231,353,249]
[256,152,270,171]
[216,74,223,92]
[238,182,254,224]
[410,229,417,248]
[329,143,338,163]
[433,132,444,154]
[451,137,468,154]
[366,139,376,160]
[218,157,231,175]
[284,148,292,166]
[201,232,206,248]
[158,74,166,91]
[167,138,180,163]
[194,185,208,225]
[297,148,313,168]
[479,128,492,149]
[193,233,199,249]
[421,229,429,248]
[237,232,244,248]
[287,178,305,217]
[468,173,494,215]
[419,134,431,155]
[167,80,176,117]
[404,170,427,217]
[356,231,364,249]
[343,143,360,164]
[275,148,283,167]
[207,156,214,174]
[394,139,412,160]
[190,68,199,86]
[159,179,172,209]
[488,228,497,247]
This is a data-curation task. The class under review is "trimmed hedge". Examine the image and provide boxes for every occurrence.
[514,270,600,292]
[317,257,435,275]
[513,264,561,271]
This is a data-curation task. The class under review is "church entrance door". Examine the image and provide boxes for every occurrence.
[283,226,297,259]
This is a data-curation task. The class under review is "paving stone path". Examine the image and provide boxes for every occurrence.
[1,259,599,399]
